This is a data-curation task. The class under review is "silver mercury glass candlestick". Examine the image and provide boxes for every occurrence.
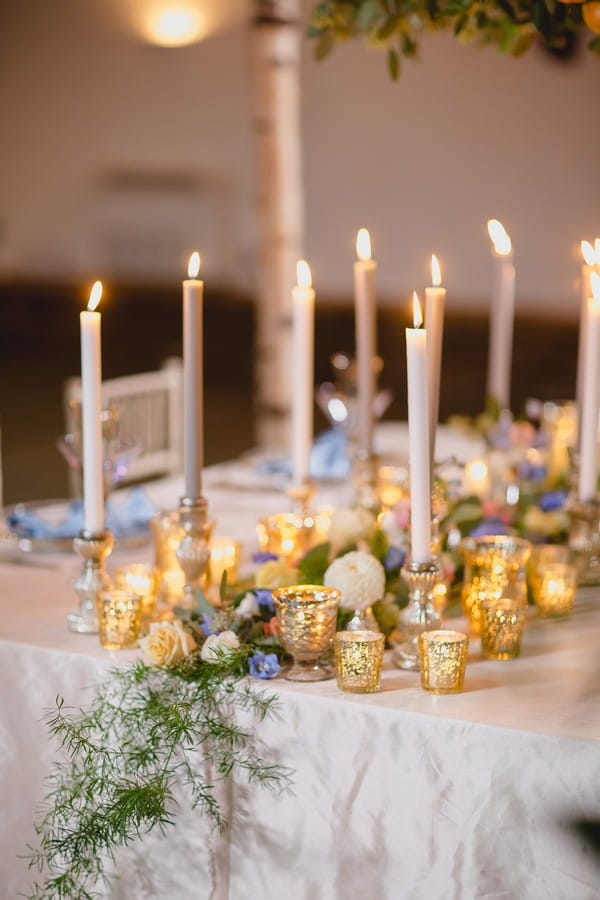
[568,497,600,586]
[176,496,212,609]
[392,558,442,670]
[68,529,114,632]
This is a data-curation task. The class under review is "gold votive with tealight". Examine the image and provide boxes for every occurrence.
[150,511,185,604]
[114,564,158,617]
[418,630,469,694]
[96,589,142,650]
[334,630,385,693]
[272,584,339,681]
[480,598,527,660]
[528,543,571,597]
[256,512,314,561]
[460,536,531,634]
[376,464,409,512]
[210,536,241,587]
[533,563,577,618]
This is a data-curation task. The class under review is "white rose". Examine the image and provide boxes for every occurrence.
[324,550,385,611]
[237,592,260,618]
[201,630,240,663]
[328,508,376,554]
[139,619,197,667]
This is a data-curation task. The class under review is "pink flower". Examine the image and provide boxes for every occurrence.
[393,497,411,530]
[263,616,279,637]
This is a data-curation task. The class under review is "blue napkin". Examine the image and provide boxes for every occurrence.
[256,428,350,480]
[8,486,156,540]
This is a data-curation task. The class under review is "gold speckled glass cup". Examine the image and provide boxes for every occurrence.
[334,630,385,693]
[257,513,314,561]
[96,589,142,650]
[272,585,339,681]
[534,563,577,618]
[418,630,469,694]
[460,536,531,634]
[114,564,158,617]
[480,599,527,660]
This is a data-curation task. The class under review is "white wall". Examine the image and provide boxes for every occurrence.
[0,0,598,314]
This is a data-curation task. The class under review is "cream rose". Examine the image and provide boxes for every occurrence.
[139,619,197,667]
[201,630,240,663]
[328,507,376,554]
[255,559,299,589]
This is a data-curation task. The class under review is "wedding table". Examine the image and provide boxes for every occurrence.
[1,425,599,899]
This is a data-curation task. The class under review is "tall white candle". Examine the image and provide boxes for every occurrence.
[291,260,315,486]
[80,280,104,534]
[578,272,600,500]
[425,254,446,468]
[183,251,204,498]
[486,219,515,410]
[354,228,377,457]
[406,292,432,564]
[576,240,598,433]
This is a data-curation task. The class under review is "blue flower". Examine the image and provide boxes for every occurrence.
[384,546,406,572]
[248,651,281,679]
[200,613,217,636]
[539,490,567,512]
[253,588,274,613]
[252,551,279,564]
[469,518,509,537]
[517,460,547,483]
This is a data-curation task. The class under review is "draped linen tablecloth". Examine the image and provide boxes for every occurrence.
[1,431,599,900]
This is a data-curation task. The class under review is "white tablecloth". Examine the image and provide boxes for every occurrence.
[1,432,599,900]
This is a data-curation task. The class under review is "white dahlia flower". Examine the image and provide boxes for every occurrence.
[324,550,385,611]
[327,507,376,554]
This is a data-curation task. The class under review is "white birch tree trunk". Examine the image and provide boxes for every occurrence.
[250,0,304,450]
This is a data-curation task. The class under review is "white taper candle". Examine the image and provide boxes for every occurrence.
[183,252,204,498]
[354,228,377,457]
[80,280,104,534]
[291,260,315,486]
[425,254,446,468]
[486,219,515,410]
[406,292,432,564]
[578,272,600,501]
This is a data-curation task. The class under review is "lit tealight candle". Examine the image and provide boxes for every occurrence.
[486,219,515,411]
[464,458,490,499]
[210,537,241,587]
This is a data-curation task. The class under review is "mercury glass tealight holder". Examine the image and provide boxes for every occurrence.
[533,563,577,618]
[150,511,185,605]
[96,589,142,650]
[460,536,531,634]
[480,599,527,660]
[418,630,469,694]
[334,630,385,693]
[209,536,241,588]
[256,512,314,561]
[376,464,409,513]
[528,543,571,598]
[114,564,158,618]
[568,498,600,586]
[272,585,340,681]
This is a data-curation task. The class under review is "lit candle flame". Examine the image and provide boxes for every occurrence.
[146,5,204,48]
[487,219,512,256]
[187,251,201,279]
[591,271,600,304]
[412,291,423,328]
[356,228,372,262]
[431,254,442,287]
[87,280,102,312]
[581,240,596,266]
[296,259,312,289]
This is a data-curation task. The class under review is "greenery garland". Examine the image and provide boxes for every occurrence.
[26,649,288,899]
[308,0,600,79]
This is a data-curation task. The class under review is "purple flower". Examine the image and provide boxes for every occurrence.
[252,551,279,564]
[253,589,274,613]
[248,651,281,679]
[469,517,509,538]
[384,546,406,572]
[517,460,547,483]
[539,490,567,512]
[200,613,217,635]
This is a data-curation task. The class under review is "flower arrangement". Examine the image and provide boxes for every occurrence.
[309,0,600,80]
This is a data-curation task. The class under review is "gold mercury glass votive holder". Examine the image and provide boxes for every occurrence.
[460,536,531,634]
[256,512,314,561]
[210,536,241,588]
[96,589,142,650]
[150,511,185,605]
[533,563,577,618]
[334,630,385,693]
[480,599,527,660]
[418,630,469,694]
[114,563,158,618]
[528,544,571,598]
[272,585,340,681]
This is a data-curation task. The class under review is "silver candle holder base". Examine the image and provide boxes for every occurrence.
[68,530,114,633]
[392,559,442,670]
[176,496,213,609]
[569,498,600,586]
